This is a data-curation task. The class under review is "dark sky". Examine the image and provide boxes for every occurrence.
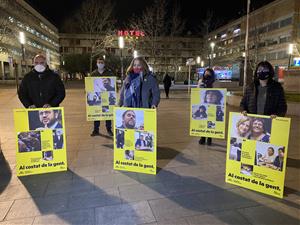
[25,0,275,34]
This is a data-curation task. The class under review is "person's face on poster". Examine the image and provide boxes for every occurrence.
[103,78,111,89]
[267,148,274,156]
[238,119,251,136]
[278,149,284,158]
[252,119,264,135]
[123,111,136,129]
[39,110,57,128]
[205,91,218,104]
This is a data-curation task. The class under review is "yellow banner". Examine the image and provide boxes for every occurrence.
[85,77,117,121]
[190,88,227,138]
[225,112,291,198]
[113,107,157,175]
[14,107,67,176]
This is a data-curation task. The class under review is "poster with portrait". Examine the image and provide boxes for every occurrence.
[85,76,117,121]
[113,107,157,175]
[13,107,67,176]
[225,112,291,198]
[190,88,227,138]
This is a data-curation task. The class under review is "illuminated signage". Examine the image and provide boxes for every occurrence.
[117,30,145,38]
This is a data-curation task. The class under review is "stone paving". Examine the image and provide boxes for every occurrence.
[0,83,299,225]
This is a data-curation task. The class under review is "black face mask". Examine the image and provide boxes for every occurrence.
[257,71,270,80]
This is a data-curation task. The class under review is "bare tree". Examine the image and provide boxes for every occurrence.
[76,0,116,72]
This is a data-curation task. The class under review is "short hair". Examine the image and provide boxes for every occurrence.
[278,147,285,153]
[268,147,275,153]
[122,110,135,119]
[33,54,46,62]
[96,57,105,61]
[199,105,206,111]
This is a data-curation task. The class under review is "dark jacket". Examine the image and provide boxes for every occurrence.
[18,68,65,108]
[240,80,287,116]
[119,72,160,108]
[90,68,112,77]
[163,74,172,88]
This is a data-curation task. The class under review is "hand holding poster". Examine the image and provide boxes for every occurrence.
[113,107,156,175]
[225,112,291,198]
[190,88,227,138]
[14,107,67,176]
[85,77,117,121]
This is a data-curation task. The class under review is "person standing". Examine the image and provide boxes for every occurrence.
[119,56,160,109]
[197,68,215,145]
[240,61,287,117]
[163,72,172,98]
[90,57,114,136]
[18,54,65,108]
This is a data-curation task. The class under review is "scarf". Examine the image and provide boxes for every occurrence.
[123,73,142,107]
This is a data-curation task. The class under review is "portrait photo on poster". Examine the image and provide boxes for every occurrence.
[116,109,144,130]
[108,91,116,105]
[29,109,63,130]
[124,150,134,160]
[231,114,272,143]
[134,131,154,152]
[42,150,53,161]
[94,77,115,92]
[192,104,208,120]
[216,106,225,122]
[256,142,285,171]
[102,106,109,113]
[240,163,253,176]
[229,137,243,161]
[115,129,125,149]
[87,92,101,106]
[18,131,41,152]
[200,89,225,105]
[53,129,64,149]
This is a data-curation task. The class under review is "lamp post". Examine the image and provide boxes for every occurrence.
[118,36,124,82]
[18,31,26,91]
[209,42,215,68]
[288,43,293,70]
[133,50,138,58]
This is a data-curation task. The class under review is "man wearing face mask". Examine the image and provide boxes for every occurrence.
[240,61,287,117]
[18,54,65,108]
[90,57,114,136]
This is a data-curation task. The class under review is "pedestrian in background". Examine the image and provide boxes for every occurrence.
[198,68,215,145]
[240,60,287,117]
[163,72,172,99]
[90,57,114,137]
[119,56,160,108]
[18,54,65,108]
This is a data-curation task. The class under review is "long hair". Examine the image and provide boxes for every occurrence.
[254,61,274,81]
[126,57,150,75]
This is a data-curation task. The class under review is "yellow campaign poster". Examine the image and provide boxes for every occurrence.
[14,107,67,176]
[190,88,227,138]
[113,107,157,175]
[85,76,117,121]
[225,112,291,198]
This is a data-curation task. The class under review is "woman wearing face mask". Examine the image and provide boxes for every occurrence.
[119,57,160,108]
[240,61,287,118]
[18,54,65,109]
[197,68,215,145]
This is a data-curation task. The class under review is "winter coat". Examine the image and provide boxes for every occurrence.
[240,79,287,116]
[18,69,65,108]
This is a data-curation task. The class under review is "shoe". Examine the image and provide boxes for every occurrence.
[90,131,100,136]
[207,138,212,146]
[199,137,205,145]
[107,130,113,136]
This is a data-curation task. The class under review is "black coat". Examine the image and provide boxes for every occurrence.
[18,69,65,108]
[240,80,287,116]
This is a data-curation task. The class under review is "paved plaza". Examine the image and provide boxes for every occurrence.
[0,83,299,225]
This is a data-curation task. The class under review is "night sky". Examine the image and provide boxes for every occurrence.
[25,0,275,34]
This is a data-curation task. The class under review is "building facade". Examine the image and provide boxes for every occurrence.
[0,0,60,81]
[203,0,300,79]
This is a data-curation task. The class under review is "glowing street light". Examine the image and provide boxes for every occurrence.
[133,50,138,58]
[196,56,201,64]
[288,43,294,70]
[118,36,125,81]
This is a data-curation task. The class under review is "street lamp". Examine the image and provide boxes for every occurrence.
[196,56,201,64]
[133,50,138,58]
[18,31,26,91]
[118,36,124,82]
[200,61,204,67]
[288,43,293,70]
[209,42,215,68]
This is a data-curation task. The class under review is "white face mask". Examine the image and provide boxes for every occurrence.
[34,64,46,73]
[97,63,105,70]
